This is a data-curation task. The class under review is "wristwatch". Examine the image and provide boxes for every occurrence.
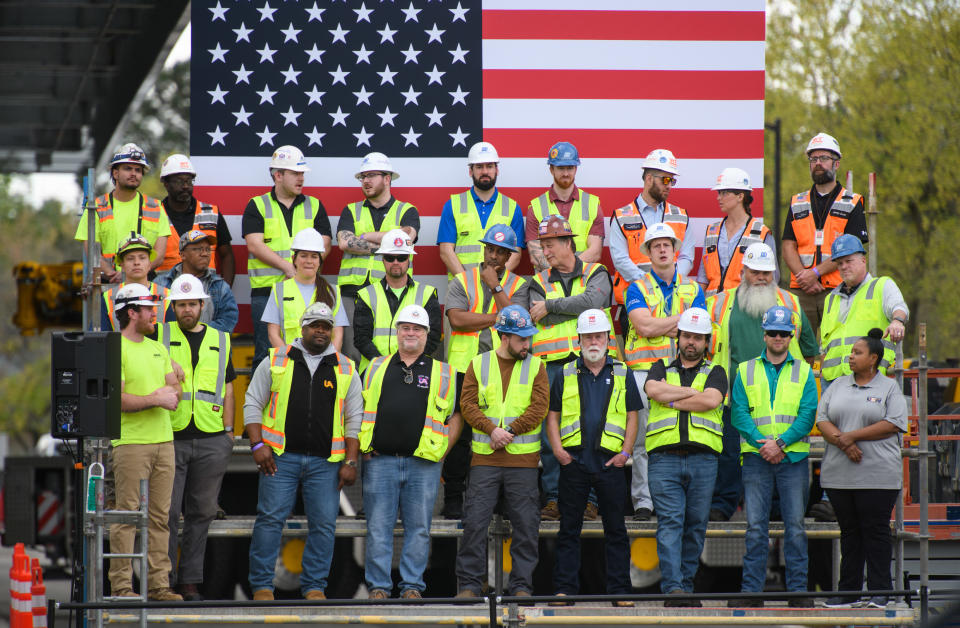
[775,438,786,450]
[492,285,504,294]
[344,459,358,468]
[505,426,515,435]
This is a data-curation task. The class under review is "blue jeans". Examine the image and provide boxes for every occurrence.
[648,451,718,593]
[741,453,809,592]
[711,406,743,517]
[362,454,443,594]
[248,452,341,594]
[250,292,271,374]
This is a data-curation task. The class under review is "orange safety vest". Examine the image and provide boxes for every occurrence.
[610,200,688,304]
[622,272,700,370]
[788,186,862,289]
[157,200,220,272]
[102,282,170,331]
[94,192,163,262]
[701,217,771,296]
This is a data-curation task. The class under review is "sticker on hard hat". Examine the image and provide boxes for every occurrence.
[588,315,597,324]
[510,310,520,319]
[669,158,678,168]
[394,237,405,247]
[550,148,559,159]
[563,221,571,230]
[182,282,192,293]
[812,137,823,144]
[690,314,702,323]
[776,310,785,321]
[539,224,548,235]
[494,232,505,242]
[659,156,667,163]
[179,161,190,168]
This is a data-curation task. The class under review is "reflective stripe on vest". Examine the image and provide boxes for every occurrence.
[96,192,164,261]
[338,199,413,287]
[820,277,897,379]
[159,201,220,272]
[450,191,515,277]
[701,217,770,296]
[558,360,629,453]
[788,187,861,289]
[104,282,169,331]
[356,280,434,373]
[623,272,700,370]
[471,351,543,454]
[610,201,688,304]
[645,361,723,453]
[159,323,230,432]
[738,357,812,456]
[247,194,319,288]
[529,189,600,253]
[274,278,342,344]
[447,267,523,373]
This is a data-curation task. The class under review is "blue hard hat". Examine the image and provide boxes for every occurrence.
[494,304,537,338]
[761,306,795,333]
[547,141,580,166]
[830,234,866,261]
[479,224,519,252]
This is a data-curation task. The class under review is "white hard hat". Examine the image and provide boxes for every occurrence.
[290,228,326,254]
[641,148,680,176]
[110,142,150,171]
[576,309,611,334]
[711,167,752,191]
[467,141,500,165]
[355,152,399,180]
[160,154,196,178]
[395,304,429,329]
[270,145,310,172]
[114,283,159,310]
[742,242,777,272]
[639,222,680,256]
[167,273,210,301]
[300,302,335,327]
[375,228,416,255]
[806,132,842,158]
[677,307,712,335]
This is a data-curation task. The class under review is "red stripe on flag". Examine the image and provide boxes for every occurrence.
[482,10,766,41]
[482,129,764,159]
[483,70,765,101]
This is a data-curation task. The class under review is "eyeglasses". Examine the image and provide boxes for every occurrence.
[659,176,677,186]
[185,246,212,254]
[382,254,408,263]
[358,171,387,181]
[764,330,792,338]
[807,155,836,164]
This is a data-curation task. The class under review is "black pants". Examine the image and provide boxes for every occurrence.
[442,373,472,502]
[825,488,899,592]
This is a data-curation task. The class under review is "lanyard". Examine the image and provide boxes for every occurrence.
[716,217,749,290]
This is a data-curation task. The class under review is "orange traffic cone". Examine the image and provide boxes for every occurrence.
[10,543,32,628]
[31,558,48,628]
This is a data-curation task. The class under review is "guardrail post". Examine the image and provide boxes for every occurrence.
[487,595,498,627]
[917,324,929,590]
[920,584,928,623]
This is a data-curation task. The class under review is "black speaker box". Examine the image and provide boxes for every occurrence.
[51,331,121,438]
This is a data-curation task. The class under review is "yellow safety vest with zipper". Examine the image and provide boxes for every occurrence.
[623,272,700,370]
[158,322,230,432]
[559,359,628,453]
[272,277,342,343]
[471,351,544,455]
[447,267,524,373]
[247,194,321,289]
[529,190,600,253]
[356,280,435,373]
[737,356,812,458]
[820,276,896,380]
[338,199,415,288]
[646,360,723,453]
[449,191,517,276]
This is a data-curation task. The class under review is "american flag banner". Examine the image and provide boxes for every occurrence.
[190,0,766,332]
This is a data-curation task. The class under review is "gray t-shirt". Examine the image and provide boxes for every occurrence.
[816,372,907,489]
[445,272,529,353]
[262,279,349,327]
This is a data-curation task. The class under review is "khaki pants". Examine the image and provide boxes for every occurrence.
[109,442,175,593]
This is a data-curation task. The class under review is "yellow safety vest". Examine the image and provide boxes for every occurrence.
[737,356,812,457]
[338,199,415,288]
[358,356,455,462]
[356,280,435,373]
[247,194,321,289]
[272,278,342,344]
[820,277,897,380]
[94,192,164,262]
[103,282,170,331]
[471,351,544,455]
[260,345,354,460]
[158,322,230,433]
[449,190,516,277]
[646,360,723,453]
[559,359,628,454]
[447,267,525,373]
[623,272,700,370]
[529,189,600,253]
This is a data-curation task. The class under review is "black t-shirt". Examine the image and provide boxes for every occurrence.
[336,196,420,237]
[781,183,869,257]
[241,187,332,238]
[646,357,727,454]
[163,198,233,246]
[174,326,236,440]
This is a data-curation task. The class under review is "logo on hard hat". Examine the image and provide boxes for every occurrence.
[691,313,701,323]
[182,282,192,293]
[562,221,571,231]
[394,237,405,247]
[539,224,548,235]
[411,310,422,319]
[776,310,785,321]
[481,146,489,153]
[812,136,823,144]
[588,315,597,324]
[180,161,189,168]
[494,232,505,242]
[510,310,520,320]
[549,148,559,159]
[659,156,667,163]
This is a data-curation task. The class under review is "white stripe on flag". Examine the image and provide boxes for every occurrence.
[483,100,764,130]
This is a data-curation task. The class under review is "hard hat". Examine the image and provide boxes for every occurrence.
[711,167,752,191]
[467,141,500,165]
[395,304,429,329]
[641,148,680,176]
[742,242,776,272]
[677,307,712,336]
[355,152,399,180]
[761,305,795,333]
[537,215,574,240]
[300,302,335,327]
[479,224,519,252]
[179,229,216,251]
[167,273,210,301]
[639,222,680,256]
[160,154,196,178]
[547,141,580,166]
[110,142,150,171]
[290,228,326,253]
[830,234,865,261]
[375,228,416,255]
[116,232,156,266]
[577,309,611,334]
[493,304,537,338]
[269,145,310,172]
[114,283,160,310]
[806,132,842,158]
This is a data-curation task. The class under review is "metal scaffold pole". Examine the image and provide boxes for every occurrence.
[917,324,929,589]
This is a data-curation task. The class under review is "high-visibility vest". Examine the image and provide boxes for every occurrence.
[558,359,628,454]
[528,189,600,253]
[471,350,543,455]
[788,186,862,289]
[701,217,771,296]
[610,201,688,304]
[93,192,165,263]
[158,200,220,272]
[157,322,230,433]
[356,280,435,373]
[820,277,896,380]
[272,278,342,344]
[338,199,415,288]
[623,272,700,370]
[260,345,354,460]
[102,282,170,331]
[707,286,803,404]
[449,190,516,277]
[358,355,455,462]
[247,194,321,290]
[447,267,525,373]
[646,360,723,453]
[737,356,812,457]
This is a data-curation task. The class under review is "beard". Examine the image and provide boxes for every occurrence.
[582,346,606,362]
[811,168,836,185]
[738,280,778,318]
[473,174,496,191]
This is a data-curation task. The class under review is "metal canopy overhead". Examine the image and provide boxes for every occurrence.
[0,0,188,174]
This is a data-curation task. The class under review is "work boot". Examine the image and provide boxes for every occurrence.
[305,590,326,600]
[400,589,422,599]
[175,583,203,601]
[110,587,138,598]
[709,508,731,522]
[252,589,274,601]
[809,500,836,522]
[541,500,560,521]
[441,497,463,520]
[147,587,183,602]
[632,507,652,521]
[368,589,390,600]
[583,502,599,521]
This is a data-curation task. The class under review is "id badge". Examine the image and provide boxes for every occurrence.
[814,230,824,246]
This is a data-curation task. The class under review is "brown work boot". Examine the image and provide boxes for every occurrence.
[305,590,326,600]
[368,589,390,600]
[455,589,479,599]
[252,589,274,601]
[549,593,574,606]
[110,587,138,598]
[541,500,560,521]
[400,589,422,599]
[583,502,599,521]
[147,587,183,601]
[175,583,203,601]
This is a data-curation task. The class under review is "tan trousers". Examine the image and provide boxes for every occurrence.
[790,287,829,340]
[109,442,175,592]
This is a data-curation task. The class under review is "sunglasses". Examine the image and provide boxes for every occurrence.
[659,176,677,186]
[382,254,409,263]
[765,330,792,338]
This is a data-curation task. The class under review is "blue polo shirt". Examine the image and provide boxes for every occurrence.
[436,188,526,248]
[624,269,706,314]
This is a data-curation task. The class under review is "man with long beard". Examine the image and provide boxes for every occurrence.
[705,243,818,522]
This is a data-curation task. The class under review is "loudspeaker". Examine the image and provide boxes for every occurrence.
[51,331,121,438]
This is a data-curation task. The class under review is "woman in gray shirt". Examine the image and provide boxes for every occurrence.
[816,328,907,609]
